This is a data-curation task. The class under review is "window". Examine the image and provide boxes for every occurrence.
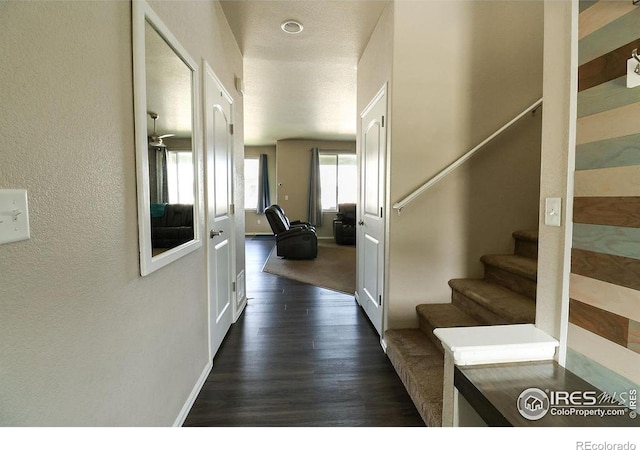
[244,157,259,210]
[319,153,357,211]
[167,150,194,204]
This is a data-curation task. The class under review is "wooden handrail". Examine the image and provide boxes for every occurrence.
[392,98,543,214]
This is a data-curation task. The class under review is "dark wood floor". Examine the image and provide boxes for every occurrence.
[183,236,424,427]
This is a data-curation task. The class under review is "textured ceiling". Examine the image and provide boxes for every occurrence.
[219,0,389,146]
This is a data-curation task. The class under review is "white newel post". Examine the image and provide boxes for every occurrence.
[434,324,559,427]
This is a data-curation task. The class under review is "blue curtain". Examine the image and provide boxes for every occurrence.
[256,154,270,214]
[307,148,323,227]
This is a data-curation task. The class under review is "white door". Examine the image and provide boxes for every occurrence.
[357,85,387,336]
[204,63,234,360]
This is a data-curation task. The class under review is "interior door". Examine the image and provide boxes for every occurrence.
[204,63,234,360]
[357,85,387,336]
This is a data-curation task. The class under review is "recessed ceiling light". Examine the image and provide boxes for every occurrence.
[281,20,303,34]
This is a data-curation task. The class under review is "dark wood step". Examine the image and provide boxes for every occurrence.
[481,254,537,300]
[416,303,486,349]
[513,230,539,259]
[384,329,444,427]
[448,278,536,325]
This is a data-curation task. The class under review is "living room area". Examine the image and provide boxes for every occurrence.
[244,138,358,295]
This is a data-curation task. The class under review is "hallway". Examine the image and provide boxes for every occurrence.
[184,236,423,426]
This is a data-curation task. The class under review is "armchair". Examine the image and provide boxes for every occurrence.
[271,204,315,231]
[333,203,356,245]
[265,205,317,259]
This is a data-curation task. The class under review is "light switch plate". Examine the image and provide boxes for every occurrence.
[545,197,561,227]
[627,58,640,88]
[0,189,30,244]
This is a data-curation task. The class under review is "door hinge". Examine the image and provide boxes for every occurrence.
[380,207,383,218]
[232,281,236,292]
[230,203,235,215]
[379,294,383,306]
[381,116,385,128]
[229,124,234,135]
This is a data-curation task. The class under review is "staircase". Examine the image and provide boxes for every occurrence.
[384,230,538,427]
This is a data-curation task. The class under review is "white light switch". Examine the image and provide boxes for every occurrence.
[0,189,30,244]
[544,197,561,227]
[627,57,640,88]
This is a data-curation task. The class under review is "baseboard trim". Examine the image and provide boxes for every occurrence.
[173,360,213,427]
[234,297,247,322]
[380,336,388,353]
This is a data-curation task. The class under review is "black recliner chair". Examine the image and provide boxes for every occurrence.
[333,203,356,245]
[265,205,317,259]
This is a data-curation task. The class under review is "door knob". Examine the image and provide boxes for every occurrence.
[358,220,365,226]
[210,229,223,238]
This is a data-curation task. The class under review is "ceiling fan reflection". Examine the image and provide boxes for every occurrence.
[148,112,174,148]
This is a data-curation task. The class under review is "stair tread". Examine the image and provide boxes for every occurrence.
[512,230,538,242]
[384,329,444,427]
[448,278,536,323]
[480,254,537,281]
[417,303,487,328]
[385,329,444,359]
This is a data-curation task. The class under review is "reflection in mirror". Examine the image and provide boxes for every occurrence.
[133,1,201,275]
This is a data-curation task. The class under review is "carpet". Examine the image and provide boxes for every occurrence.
[262,241,356,294]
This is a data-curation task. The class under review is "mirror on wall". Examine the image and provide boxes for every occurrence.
[133,0,201,276]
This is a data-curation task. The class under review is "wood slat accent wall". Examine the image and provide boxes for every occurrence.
[572,1,640,360]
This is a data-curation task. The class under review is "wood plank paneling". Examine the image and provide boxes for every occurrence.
[579,9,640,65]
[569,324,640,386]
[569,298,629,347]
[578,76,640,117]
[570,273,640,323]
[576,102,640,145]
[566,348,640,398]
[574,165,640,197]
[572,0,640,391]
[579,1,598,14]
[578,39,640,93]
[579,2,638,40]
[573,196,640,227]
[573,223,640,259]
[572,248,640,291]
[575,133,640,170]
[629,320,640,354]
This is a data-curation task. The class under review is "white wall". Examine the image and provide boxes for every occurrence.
[536,0,576,349]
[275,139,356,238]
[357,1,544,329]
[0,0,242,426]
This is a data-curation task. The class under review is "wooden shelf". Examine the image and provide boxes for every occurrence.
[455,360,638,427]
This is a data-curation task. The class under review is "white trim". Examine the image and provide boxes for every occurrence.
[133,0,203,276]
[379,336,388,353]
[202,59,236,362]
[360,82,387,119]
[434,324,559,366]
[234,297,247,322]
[557,0,579,367]
[173,360,212,427]
[357,82,388,336]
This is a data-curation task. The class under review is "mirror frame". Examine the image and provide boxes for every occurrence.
[132,0,202,276]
